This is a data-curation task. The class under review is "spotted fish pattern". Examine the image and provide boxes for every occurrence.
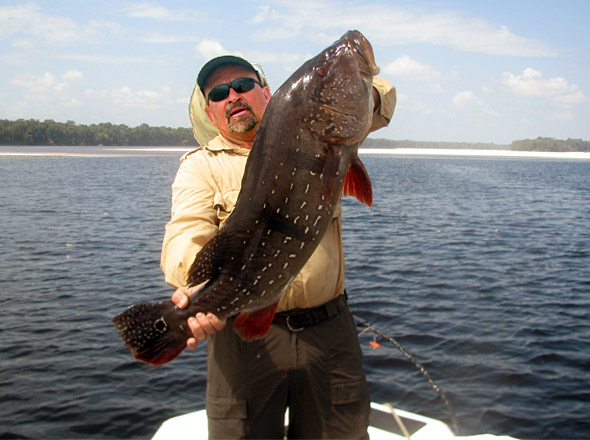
[112,30,379,365]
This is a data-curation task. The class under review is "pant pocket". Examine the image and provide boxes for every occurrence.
[206,395,247,419]
[330,378,369,405]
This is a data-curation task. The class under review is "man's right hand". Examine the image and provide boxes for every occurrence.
[171,283,226,350]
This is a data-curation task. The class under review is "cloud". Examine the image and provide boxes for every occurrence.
[453,90,477,108]
[251,6,271,24]
[195,39,247,60]
[248,1,559,57]
[11,70,85,101]
[384,56,439,78]
[62,70,84,82]
[57,54,163,64]
[396,92,434,115]
[0,3,113,44]
[124,2,200,21]
[83,85,170,110]
[452,90,497,116]
[110,86,169,110]
[136,33,201,44]
[502,67,585,107]
[383,55,442,91]
[12,72,69,94]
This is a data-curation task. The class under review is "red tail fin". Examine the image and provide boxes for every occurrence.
[233,300,280,340]
[343,155,373,206]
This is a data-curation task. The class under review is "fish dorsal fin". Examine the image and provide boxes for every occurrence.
[186,234,220,287]
[343,154,373,206]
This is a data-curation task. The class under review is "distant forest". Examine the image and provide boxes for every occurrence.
[362,137,507,150]
[1,119,589,152]
[510,137,590,152]
[0,119,197,147]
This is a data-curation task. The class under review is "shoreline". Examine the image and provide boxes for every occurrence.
[360,148,590,159]
[1,146,589,159]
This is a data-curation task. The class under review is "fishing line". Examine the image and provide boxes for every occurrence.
[356,319,459,435]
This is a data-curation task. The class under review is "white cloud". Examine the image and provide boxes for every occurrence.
[384,55,440,79]
[136,33,201,44]
[251,6,271,24]
[502,67,586,108]
[383,55,442,91]
[62,70,84,82]
[124,3,199,21]
[248,1,559,57]
[111,86,168,109]
[57,54,162,64]
[12,72,69,94]
[452,90,497,116]
[195,39,245,60]
[0,3,110,44]
[396,92,434,115]
[11,70,85,102]
[453,90,477,107]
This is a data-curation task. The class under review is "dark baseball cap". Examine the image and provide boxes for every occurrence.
[197,55,267,93]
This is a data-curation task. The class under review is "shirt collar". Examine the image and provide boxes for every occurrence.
[204,134,250,156]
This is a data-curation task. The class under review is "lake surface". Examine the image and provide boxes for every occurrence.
[0,148,588,439]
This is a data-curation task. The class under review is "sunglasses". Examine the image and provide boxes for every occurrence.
[207,77,262,102]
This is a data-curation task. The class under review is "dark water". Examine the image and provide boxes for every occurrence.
[0,151,588,439]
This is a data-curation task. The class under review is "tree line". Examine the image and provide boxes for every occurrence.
[363,137,507,150]
[510,137,590,152]
[0,119,197,147]
[1,119,588,152]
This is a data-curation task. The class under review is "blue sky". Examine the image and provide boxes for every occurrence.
[1,0,588,144]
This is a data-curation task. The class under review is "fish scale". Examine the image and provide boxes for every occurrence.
[112,30,379,365]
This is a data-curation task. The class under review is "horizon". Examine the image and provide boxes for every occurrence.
[5,117,590,146]
[1,1,589,144]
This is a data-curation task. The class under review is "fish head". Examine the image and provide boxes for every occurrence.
[301,30,379,144]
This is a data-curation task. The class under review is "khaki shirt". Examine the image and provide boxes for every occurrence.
[161,77,396,312]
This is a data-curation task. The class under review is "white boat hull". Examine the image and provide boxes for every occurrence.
[152,402,518,440]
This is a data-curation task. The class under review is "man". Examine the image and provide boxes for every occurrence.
[161,54,396,439]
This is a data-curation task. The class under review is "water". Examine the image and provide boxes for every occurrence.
[0,150,588,439]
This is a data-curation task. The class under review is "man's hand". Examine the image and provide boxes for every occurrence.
[171,283,226,350]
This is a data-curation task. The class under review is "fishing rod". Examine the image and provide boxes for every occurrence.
[356,319,459,435]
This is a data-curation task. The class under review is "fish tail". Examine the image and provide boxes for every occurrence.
[112,301,191,365]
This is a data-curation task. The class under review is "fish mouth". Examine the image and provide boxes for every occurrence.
[344,30,380,76]
[321,104,358,118]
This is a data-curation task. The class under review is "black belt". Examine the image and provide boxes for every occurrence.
[273,294,346,332]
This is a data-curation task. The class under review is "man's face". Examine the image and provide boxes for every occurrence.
[203,65,271,145]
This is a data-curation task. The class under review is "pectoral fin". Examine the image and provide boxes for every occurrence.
[343,154,373,206]
[233,300,280,340]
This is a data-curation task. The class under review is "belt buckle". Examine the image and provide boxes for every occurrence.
[286,315,304,332]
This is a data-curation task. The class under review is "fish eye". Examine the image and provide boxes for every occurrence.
[316,66,329,77]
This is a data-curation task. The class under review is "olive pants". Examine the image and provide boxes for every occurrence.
[205,303,369,439]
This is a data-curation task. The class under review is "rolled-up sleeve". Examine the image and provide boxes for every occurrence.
[370,76,396,132]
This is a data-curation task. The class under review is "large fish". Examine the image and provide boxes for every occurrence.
[112,30,379,365]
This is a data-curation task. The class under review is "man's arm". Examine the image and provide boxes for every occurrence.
[161,152,227,349]
[161,153,220,288]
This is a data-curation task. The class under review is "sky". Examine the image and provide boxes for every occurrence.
[1,0,588,145]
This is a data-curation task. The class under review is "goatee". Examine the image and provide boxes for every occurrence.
[226,101,258,133]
